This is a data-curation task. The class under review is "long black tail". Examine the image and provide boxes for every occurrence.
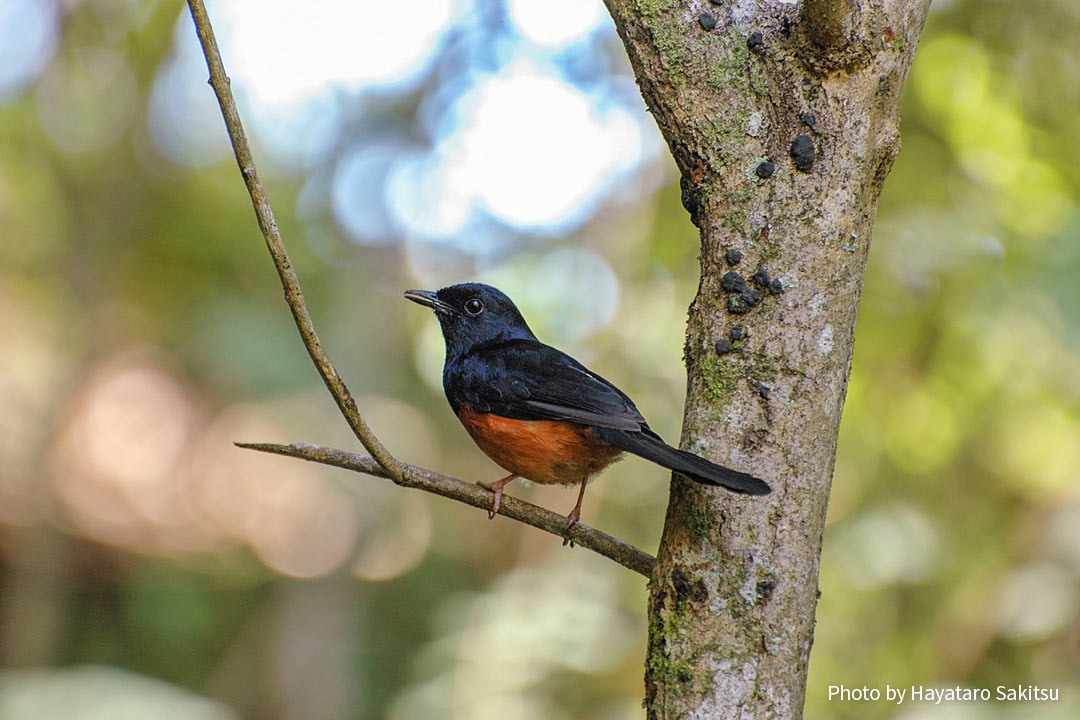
[594,427,770,495]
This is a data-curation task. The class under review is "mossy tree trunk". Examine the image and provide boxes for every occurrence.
[602,1,932,717]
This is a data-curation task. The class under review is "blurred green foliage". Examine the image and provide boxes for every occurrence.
[0,1,1078,719]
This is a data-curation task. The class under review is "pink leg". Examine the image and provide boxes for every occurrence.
[477,474,517,519]
[562,478,589,547]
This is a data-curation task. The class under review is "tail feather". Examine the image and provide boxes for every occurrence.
[594,427,770,495]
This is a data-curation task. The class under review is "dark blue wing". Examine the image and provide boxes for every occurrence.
[446,339,647,431]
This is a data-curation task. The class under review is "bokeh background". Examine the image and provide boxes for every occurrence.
[1,0,1078,718]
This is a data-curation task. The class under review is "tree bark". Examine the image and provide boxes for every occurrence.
[602,1,932,717]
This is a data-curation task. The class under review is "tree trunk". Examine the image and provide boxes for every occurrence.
[602,1,932,716]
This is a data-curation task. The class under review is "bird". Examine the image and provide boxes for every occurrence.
[405,283,769,532]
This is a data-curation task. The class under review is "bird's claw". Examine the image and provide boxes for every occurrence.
[487,488,502,519]
[561,510,580,547]
[476,480,505,519]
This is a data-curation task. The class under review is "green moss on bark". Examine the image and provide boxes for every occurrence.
[634,0,689,85]
[684,497,720,546]
[701,354,741,408]
[701,352,782,410]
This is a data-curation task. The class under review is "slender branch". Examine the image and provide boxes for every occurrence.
[185,0,404,479]
[238,442,656,577]
[185,0,656,577]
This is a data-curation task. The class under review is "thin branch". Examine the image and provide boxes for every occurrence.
[185,0,657,578]
[238,442,656,577]
[185,0,405,480]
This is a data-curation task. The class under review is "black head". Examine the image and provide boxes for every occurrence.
[404,283,537,358]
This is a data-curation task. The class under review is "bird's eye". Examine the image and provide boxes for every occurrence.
[464,297,485,315]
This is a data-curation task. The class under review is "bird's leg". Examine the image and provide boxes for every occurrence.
[476,474,517,519]
[562,477,589,547]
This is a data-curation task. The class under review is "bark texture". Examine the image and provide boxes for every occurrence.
[601,1,932,717]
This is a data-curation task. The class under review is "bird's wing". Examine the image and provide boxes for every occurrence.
[453,340,647,431]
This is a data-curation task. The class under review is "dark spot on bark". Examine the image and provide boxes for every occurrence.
[672,567,692,603]
[817,587,823,599]
[715,338,733,355]
[751,268,771,287]
[747,31,764,54]
[671,567,708,606]
[698,13,717,31]
[802,75,812,86]
[721,271,746,293]
[791,134,815,172]
[724,249,743,265]
[678,669,693,683]
[756,576,777,601]
[781,17,793,37]
[679,174,703,228]
[769,278,785,295]
[727,294,750,314]
[721,272,760,314]
[754,159,775,178]
[729,325,747,341]
[758,384,772,399]
[800,111,816,127]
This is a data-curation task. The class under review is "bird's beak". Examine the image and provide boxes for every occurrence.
[404,289,457,316]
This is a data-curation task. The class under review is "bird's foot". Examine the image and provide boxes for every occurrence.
[476,474,516,519]
[486,488,503,519]
[561,508,581,547]
[562,478,587,547]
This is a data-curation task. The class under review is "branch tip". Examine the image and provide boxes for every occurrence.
[184,0,405,479]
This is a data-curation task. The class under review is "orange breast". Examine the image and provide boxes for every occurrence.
[456,405,623,486]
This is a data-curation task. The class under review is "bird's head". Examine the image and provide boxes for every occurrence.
[404,283,537,358]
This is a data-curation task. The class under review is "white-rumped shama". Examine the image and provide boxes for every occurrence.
[405,283,770,530]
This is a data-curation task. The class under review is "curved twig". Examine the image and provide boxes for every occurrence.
[186,0,404,479]
[238,442,656,577]
[184,0,657,578]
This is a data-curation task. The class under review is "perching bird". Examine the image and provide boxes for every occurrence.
[405,283,769,530]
